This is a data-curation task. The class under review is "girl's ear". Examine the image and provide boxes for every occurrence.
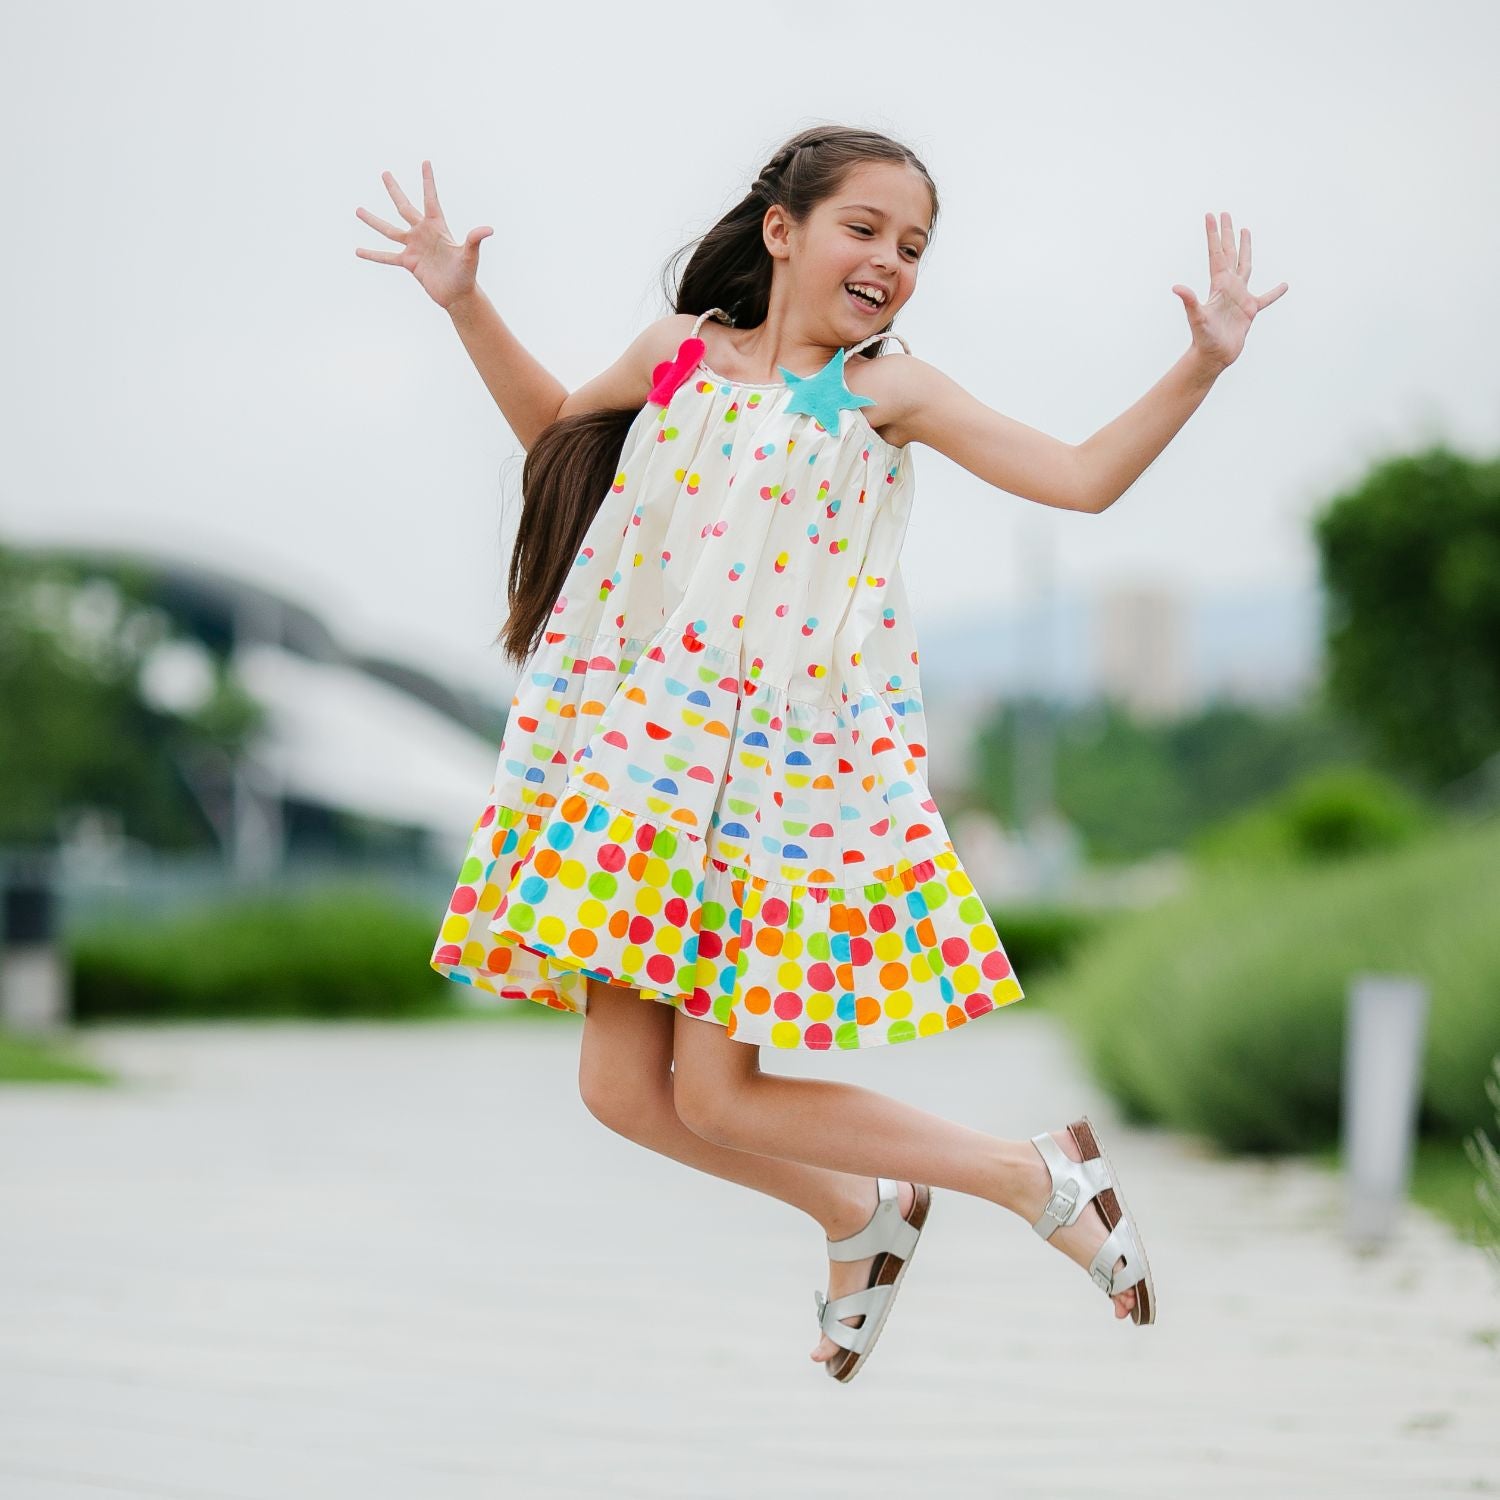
[762,202,793,262]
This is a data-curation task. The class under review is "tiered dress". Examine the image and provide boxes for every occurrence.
[430,307,1025,1049]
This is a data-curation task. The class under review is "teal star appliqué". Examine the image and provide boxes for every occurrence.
[778,346,876,434]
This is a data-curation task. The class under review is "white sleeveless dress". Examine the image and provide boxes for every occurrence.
[431,308,1025,1050]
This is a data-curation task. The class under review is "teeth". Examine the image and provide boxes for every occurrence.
[846,283,886,305]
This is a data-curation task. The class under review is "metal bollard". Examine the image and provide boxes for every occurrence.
[1,854,71,1034]
[1341,973,1429,1248]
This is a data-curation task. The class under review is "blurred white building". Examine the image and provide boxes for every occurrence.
[28,547,504,877]
[1095,582,1191,720]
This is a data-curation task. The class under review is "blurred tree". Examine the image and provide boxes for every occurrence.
[1315,445,1500,788]
[0,545,261,849]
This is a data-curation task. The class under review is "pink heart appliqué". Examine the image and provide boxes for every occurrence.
[649,337,705,407]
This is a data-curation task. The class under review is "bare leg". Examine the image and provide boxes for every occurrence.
[669,1007,1138,1321]
[577,977,921,1361]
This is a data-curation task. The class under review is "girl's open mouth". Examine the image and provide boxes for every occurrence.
[845,283,886,316]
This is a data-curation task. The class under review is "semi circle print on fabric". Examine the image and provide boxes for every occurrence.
[431,308,1025,1050]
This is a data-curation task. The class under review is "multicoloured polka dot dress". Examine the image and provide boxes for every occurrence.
[430,307,1025,1049]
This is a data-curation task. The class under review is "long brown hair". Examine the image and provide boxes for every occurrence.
[498,125,940,668]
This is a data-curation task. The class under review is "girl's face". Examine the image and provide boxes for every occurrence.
[767,160,933,338]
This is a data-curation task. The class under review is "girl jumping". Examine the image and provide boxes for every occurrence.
[356,125,1285,1381]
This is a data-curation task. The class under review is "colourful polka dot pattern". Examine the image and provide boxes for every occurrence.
[431,333,1025,1048]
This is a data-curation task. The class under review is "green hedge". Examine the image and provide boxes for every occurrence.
[1189,764,1434,868]
[69,887,463,1020]
[1051,814,1500,1152]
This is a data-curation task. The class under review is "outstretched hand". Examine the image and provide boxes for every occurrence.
[1172,211,1288,371]
[354,160,492,310]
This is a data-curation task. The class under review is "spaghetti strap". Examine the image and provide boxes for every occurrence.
[690,307,733,339]
[847,329,913,358]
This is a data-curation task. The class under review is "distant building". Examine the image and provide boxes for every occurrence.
[1095,582,1191,720]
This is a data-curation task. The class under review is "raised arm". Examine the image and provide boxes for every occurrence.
[894,211,1287,514]
[438,288,564,449]
[893,358,1098,513]
[356,161,566,448]
[355,161,688,448]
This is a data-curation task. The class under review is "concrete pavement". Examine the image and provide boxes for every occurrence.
[1,1011,1497,1498]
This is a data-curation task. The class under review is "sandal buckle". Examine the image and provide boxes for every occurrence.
[1091,1263,1114,1294]
[1042,1179,1080,1228]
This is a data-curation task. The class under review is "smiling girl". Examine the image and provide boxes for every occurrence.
[356,125,1286,1382]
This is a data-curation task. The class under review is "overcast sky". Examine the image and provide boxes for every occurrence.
[4,0,1496,703]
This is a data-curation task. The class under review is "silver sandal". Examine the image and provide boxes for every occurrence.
[813,1177,932,1383]
[1030,1114,1156,1324]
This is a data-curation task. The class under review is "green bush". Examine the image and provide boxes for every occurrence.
[69,887,462,1020]
[1051,813,1500,1153]
[1189,764,1433,869]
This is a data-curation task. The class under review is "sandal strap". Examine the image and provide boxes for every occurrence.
[1028,1133,1112,1239]
[827,1178,919,1261]
[1088,1217,1147,1297]
[813,1284,892,1353]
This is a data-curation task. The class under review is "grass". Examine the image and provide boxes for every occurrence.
[0,1027,113,1084]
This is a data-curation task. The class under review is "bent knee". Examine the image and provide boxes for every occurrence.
[578,1065,665,1139]
[671,1073,743,1147]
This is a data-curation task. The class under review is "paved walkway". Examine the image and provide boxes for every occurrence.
[1,1012,1497,1498]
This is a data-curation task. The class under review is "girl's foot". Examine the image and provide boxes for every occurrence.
[810,1178,918,1364]
[1015,1127,1137,1320]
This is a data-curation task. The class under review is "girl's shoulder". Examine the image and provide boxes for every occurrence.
[653,312,705,364]
[844,345,930,451]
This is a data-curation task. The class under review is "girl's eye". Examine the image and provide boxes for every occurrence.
[850,224,921,260]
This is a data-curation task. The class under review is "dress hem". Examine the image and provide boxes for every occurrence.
[432,780,1028,1050]
[430,947,1027,1051]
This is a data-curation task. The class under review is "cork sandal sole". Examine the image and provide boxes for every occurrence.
[825,1183,933,1383]
[1067,1115,1156,1325]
